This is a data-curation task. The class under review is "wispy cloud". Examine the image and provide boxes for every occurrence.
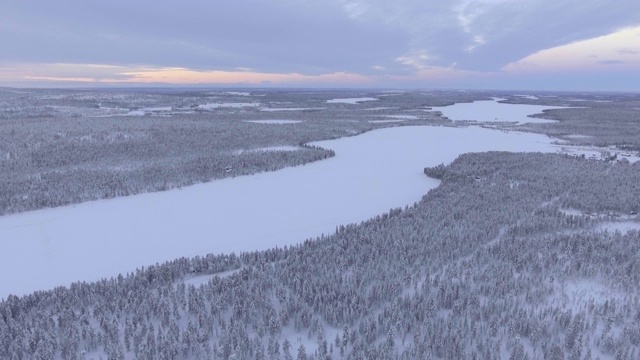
[0,63,373,86]
[503,26,640,73]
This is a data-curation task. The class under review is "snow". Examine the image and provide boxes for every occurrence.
[514,94,539,100]
[368,120,405,123]
[125,110,145,116]
[234,146,300,154]
[559,208,585,217]
[564,279,621,306]
[362,107,396,111]
[141,106,173,112]
[198,102,261,110]
[0,126,557,299]
[432,99,568,124]
[244,120,303,124]
[259,107,324,112]
[183,268,242,287]
[385,115,418,120]
[367,114,418,123]
[599,221,640,233]
[554,144,640,163]
[326,97,378,104]
[564,134,592,139]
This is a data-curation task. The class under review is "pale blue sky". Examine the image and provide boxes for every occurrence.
[1,0,639,90]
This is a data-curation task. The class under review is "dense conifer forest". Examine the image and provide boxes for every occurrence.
[0,88,458,216]
[2,152,640,359]
[2,88,640,359]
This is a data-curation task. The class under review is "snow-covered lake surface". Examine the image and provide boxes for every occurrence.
[0,126,557,299]
[432,99,567,124]
[326,97,378,104]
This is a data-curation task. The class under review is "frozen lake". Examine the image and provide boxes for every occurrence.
[0,126,556,299]
[432,98,567,124]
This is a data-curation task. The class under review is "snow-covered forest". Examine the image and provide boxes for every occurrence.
[1,88,640,359]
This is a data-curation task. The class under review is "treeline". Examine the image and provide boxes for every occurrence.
[526,102,640,152]
[0,113,348,216]
[0,88,456,216]
[2,152,640,359]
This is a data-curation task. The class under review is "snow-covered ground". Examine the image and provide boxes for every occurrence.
[326,97,378,104]
[432,99,568,124]
[233,146,300,155]
[514,94,539,100]
[554,143,640,163]
[0,126,557,299]
[385,115,418,120]
[125,110,146,116]
[199,102,261,110]
[259,107,324,112]
[244,120,302,124]
[361,107,396,111]
[368,119,405,123]
[599,221,640,233]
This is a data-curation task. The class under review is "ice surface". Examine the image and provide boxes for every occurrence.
[0,126,556,298]
[432,99,567,124]
[326,97,378,104]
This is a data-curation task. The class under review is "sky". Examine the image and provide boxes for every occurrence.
[0,0,639,91]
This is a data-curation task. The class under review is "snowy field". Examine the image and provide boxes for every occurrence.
[233,146,300,155]
[244,120,303,124]
[326,97,378,104]
[553,143,640,163]
[259,107,325,112]
[198,102,261,110]
[432,98,568,124]
[0,126,556,299]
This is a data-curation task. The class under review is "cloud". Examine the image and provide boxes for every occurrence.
[394,50,436,71]
[0,0,407,75]
[334,0,640,73]
[599,60,627,65]
[618,48,639,55]
[0,0,639,90]
[0,63,373,87]
[503,26,640,73]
